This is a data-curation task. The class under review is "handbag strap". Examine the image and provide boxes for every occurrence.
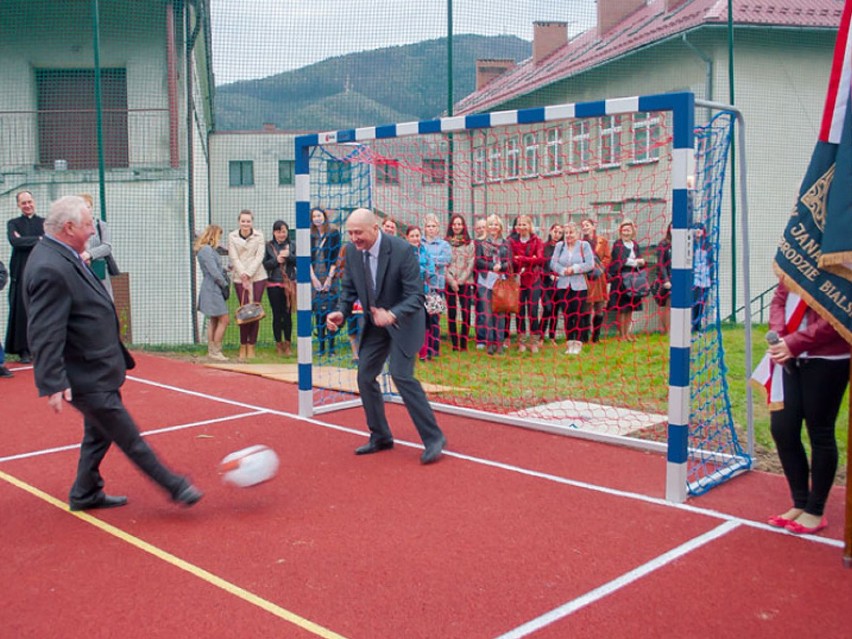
[241,285,254,305]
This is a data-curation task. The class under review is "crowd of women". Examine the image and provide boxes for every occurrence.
[194,208,711,360]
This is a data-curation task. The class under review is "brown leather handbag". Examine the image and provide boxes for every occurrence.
[235,287,266,325]
[491,276,520,314]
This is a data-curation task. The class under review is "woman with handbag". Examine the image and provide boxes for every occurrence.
[263,220,296,357]
[581,217,612,343]
[310,207,341,358]
[550,222,595,354]
[607,218,647,342]
[509,214,546,353]
[422,214,452,360]
[445,214,475,352]
[228,209,267,360]
[194,225,230,361]
[475,214,513,356]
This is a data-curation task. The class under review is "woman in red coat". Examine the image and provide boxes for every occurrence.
[509,214,546,353]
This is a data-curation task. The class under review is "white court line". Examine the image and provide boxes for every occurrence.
[122,375,843,549]
[494,521,741,639]
[6,373,842,553]
[4,372,843,637]
[0,411,265,463]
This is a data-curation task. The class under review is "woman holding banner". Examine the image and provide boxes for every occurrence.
[764,280,850,535]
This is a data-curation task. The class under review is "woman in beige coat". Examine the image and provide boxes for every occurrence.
[228,209,267,359]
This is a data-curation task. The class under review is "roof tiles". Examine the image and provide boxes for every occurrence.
[455,0,842,115]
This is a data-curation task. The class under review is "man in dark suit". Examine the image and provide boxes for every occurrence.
[6,190,44,363]
[327,208,446,464]
[24,195,202,511]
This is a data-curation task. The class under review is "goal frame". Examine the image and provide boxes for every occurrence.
[294,92,751,503]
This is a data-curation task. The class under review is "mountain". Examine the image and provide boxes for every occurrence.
[215,34,531,131]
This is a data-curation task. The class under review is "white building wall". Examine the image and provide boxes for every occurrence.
[0,0,213,346]
[208,131,298,237]
[487,28,834,320]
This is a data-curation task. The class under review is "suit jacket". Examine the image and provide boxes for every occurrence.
[24,237,134,397]
[336,232,425,357]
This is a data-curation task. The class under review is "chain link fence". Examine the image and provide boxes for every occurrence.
[0,0,839,350]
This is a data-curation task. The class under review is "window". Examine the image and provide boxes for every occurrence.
[422,158,446,184]
[472,147,485,185]
[568,120,591,172]
[522,132,538,177]
[505,135,520,179]
[488,143,502,182]
[229,160,254,187]
[278,160,294,185]
[544,127,563,174]
[600,115,623,168]
[37,68,128,169]
[633,113,662,163]
[326,159,352,185]
[376,161,400,185]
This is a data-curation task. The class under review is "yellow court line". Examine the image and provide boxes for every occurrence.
[0,469,349,639]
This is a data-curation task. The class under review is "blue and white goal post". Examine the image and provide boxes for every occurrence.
[294,91,752,503]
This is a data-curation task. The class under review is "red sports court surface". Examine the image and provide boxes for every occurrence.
[1,353,849,638]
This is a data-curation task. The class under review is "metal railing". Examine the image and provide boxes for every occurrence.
[0,108,172,170]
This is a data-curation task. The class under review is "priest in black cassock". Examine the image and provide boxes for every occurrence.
[6,190,44,363]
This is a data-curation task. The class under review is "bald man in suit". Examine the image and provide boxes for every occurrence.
[24,195,202,511]
[327,208,446,464]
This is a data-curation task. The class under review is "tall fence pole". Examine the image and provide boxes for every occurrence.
[92,0,107,222]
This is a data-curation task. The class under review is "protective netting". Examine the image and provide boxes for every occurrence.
[688,112,749,494]
[1,0,833,358]
[302,104,748,494]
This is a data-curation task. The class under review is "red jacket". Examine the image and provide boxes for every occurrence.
[769,282,849,358]
[510,234,546,288]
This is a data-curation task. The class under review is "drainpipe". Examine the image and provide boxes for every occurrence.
[681,34,713,115]
[186,0,201,343]
[166,1,179,168]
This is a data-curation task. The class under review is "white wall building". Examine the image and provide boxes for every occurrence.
[0,0,214,345]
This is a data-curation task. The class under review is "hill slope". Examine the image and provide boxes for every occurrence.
[215,34,530,131]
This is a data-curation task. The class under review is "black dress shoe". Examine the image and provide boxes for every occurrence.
[18,354,32,364]
[355,440,394,455]
[173,482,203,507]
[69,494,128,512]
[421,436,446,465]
[0,365,13,378]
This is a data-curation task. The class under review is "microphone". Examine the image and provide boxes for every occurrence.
[766,330,793,372]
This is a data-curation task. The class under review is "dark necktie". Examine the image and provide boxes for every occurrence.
[77,254,104,290]
[363,250,377,309]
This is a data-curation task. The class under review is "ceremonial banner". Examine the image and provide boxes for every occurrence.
[775,0,852,344]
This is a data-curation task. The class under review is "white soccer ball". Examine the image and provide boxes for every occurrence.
[219,444,280,488]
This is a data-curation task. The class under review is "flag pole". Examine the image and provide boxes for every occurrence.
[845,353,852,568]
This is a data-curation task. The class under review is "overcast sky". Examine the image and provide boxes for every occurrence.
[210,0,596,85]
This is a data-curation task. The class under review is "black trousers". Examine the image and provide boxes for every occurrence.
[770,357,849,516]
[267,285,293,343]
[69,390,186,505]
